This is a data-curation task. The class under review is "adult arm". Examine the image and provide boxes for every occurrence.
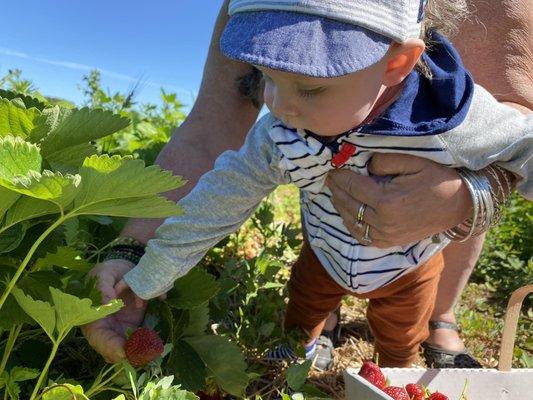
[122,0,262,244]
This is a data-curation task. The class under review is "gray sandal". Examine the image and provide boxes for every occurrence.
[421,321,482,368]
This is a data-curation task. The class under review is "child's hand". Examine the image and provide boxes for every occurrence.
[114,279,147,309]
[114,279,168,306]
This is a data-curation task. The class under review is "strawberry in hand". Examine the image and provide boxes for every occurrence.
[124,327,164,366]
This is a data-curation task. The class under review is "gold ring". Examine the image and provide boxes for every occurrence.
[356,203,367,226]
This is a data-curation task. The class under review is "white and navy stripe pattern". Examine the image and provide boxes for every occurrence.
[269,122,453,293]
[228,0,424,42]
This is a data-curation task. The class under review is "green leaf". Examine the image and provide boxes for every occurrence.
[12,287,56,340]
[168,340,207,392]
[185,335,249,397]
[45,143,96,174]
[36,106,130,156]
[7,170,80,207]
[0,223,27,253]
[49,286,122,336]
[182,303,209,337]
[0,136,41,181]
[286,361,311,391]
[138,376,199,400]
[41,384,89,400]
[0,99,40,138]
[166,269,219,310]
[12,286,123,341]
[0,267,34,328]
[76,196,183,218]
[2,196,59,231]
[71,155,183,217]
[34,247,92,272]
[10,366,39,382]
[0,89,48,111]
[0,136,42,218]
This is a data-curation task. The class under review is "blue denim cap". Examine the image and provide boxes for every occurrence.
[220,10,392,78]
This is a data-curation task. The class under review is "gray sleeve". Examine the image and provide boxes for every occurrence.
[124,114,289,299]
[438,84,533,199]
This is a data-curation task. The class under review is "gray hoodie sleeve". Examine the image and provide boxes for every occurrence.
[123,114,289,299]
[438,84,533,199]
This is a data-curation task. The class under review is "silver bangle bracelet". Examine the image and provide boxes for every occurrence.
[443,168,493,242]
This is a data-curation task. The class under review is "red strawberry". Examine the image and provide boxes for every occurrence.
[406,383,425,400]
[382,386,410,400]
[124,328,164,366]
[358,361,386,389]
[429,392,449,400]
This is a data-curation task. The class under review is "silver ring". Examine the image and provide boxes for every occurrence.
[362,223,372,244]
[356,203,367,226]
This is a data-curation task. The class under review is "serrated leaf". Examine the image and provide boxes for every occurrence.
[33,247,91,272]
[182,303,209,337]
[7,170,80,207]
[12,287,56,340]
[0,136,41,181]
[2,196,59,232]
[76,196,183,218]
[286,360,311,391]
[0,267,34,328]
[46,142,97,174]
[168,340,207,392]
[0,89,48,111]
[37,107,130,156]
[12,286,123,341]
[0,223,27,253]
[166,269,219,310]
[49,286,122,336]
[0,136,42,218]
[185,335,249,397]
[10,366,39,382]
[41,384,89,400]
[71,155,183,217]
[0,99,40,138]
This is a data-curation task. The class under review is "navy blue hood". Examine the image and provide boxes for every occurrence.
[359,31,474,136]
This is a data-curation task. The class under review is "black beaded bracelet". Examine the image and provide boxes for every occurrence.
[103,237,146,264]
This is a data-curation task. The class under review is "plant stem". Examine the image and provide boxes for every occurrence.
[0,325,22,377]
[29,340,60,400]
[85,365,124,398]
[0,217,66,311]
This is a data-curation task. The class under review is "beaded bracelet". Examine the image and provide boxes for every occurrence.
[103,237,146,264]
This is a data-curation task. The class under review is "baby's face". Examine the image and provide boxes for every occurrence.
[257,57,389,136]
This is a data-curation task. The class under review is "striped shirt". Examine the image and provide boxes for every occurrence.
[270,121,451,292]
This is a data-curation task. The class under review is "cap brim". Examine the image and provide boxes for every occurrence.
[220,10,391,78]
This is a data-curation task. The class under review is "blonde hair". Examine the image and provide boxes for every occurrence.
[416,0,470,78]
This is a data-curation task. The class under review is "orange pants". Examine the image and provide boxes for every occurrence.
[284,241,445,367]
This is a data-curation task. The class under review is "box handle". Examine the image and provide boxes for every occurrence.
[498,284,533,371]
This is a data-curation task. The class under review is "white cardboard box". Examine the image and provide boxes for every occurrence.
[344,367,533,399]
[344,285,533,400]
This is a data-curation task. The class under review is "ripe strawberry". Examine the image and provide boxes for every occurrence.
[406,383,425,400]
[382,386,410,400]
[124,327,164,366]
[429,392,449,400]
[358,361,386,389]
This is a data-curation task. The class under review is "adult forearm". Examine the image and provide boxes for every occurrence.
[121,0,261,244]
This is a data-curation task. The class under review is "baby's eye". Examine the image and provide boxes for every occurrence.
[298,87,324,99]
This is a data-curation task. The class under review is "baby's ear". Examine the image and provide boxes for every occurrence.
[382,39,425,87]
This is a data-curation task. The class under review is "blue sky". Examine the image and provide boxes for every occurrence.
[0,1,223,110]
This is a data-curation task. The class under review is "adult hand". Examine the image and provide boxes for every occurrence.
[326,153,472,248]
[81,259,147,364]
